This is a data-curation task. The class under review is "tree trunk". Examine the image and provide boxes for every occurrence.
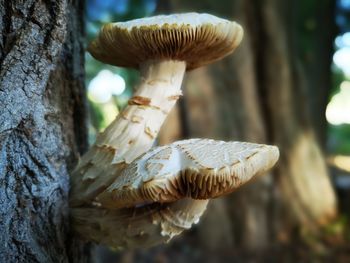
[158,0,337,256]
[258,0,336,229]
[0,0,89,262]
[300,0,336,148]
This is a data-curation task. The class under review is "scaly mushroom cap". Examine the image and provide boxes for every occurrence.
[96,139,279,209]
[88,13,243,70]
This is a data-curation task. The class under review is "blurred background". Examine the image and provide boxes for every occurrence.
[85,0,350,262]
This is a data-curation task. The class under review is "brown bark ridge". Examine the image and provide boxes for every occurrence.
[0,0,89,262]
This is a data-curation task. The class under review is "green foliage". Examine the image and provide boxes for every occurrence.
[89,99,105,129]
[328,124,350,154]
[331,67,346,97]
[323,215,348,237]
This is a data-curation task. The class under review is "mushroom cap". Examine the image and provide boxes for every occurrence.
[96,138,279,209]
[88,13,243,70]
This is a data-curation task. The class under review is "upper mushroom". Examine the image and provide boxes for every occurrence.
[88,12,243,70]
[70,13,244,208]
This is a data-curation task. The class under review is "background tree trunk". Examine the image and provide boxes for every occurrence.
[258,0,336,229]
[157,0,337,258]
[0,0,89,262]
[299,0,336,148]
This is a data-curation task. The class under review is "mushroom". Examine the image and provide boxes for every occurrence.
[70,13,279,249]
[70,12,243,207]
[72,139,279,249]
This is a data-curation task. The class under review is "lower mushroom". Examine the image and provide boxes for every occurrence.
[72,139,279,249]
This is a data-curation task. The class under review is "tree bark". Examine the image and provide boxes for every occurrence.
[0,0,89,262]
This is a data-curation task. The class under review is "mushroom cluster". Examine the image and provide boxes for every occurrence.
[70,13,279,250]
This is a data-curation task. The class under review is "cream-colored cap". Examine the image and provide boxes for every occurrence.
[96,138,279,209]
[88,13,243,70]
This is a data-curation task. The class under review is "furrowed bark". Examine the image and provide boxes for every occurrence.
[0,0,88,262]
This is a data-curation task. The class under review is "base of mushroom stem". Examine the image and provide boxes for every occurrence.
[71,198,208,249]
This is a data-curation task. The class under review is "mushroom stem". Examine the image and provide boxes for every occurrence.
[98,60,186,163]
[70,60,186,207]
[71,199,208,249]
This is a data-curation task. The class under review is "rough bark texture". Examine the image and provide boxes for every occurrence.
[0,0,89,262]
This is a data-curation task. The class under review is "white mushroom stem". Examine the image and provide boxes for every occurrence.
[98,60,186,163]
[71,199,208,250]
[70,60,186,207]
